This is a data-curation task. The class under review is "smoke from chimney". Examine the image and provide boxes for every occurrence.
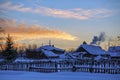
[90,32,106,45]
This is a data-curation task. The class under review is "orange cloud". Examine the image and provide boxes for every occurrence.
[0,18,77,41]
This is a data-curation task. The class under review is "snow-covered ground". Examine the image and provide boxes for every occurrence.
[0,71,120,80]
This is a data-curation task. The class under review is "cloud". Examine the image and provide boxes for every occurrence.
[0,18,77,41]
[0,2,115,20]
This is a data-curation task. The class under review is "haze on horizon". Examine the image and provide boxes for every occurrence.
[0,0,120,50]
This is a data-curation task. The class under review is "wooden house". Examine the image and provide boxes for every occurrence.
[108,46,120,60]
[36,45,65,59]
[74,43,109,60]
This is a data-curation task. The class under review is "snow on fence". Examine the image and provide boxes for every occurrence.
[0,60,120,74]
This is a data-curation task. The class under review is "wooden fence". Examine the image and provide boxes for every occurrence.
[0,60,120,74]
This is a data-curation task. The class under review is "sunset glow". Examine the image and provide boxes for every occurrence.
[0,0,120,49]
[0,18,77,41]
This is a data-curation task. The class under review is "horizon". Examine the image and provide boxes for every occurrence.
[0,0,120,50]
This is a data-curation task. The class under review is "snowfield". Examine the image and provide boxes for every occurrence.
[0,71,120,80]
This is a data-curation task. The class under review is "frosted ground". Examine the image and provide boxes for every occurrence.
[0,71,120,80]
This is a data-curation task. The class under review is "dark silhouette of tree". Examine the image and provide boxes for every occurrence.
[26,49,47,59]
[117,35,120,41]
[2,34,17,62]
[0,27,5,58]
[117,35,120,46]
[32,44,37,49]
[0,27,5,51]
[83,41,87,44]
[18,43,26,57]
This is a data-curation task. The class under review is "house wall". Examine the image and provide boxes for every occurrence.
[52,50,64,54]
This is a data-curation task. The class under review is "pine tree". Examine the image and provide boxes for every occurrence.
[2,34,17,62]
[0,27,5,51]
[0,27,5,58]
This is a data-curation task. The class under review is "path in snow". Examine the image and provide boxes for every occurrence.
[0,71,120,80]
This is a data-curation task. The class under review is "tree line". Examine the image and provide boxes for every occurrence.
[0,27,17,63]
[0,26,120,63]
[0,27,45,63]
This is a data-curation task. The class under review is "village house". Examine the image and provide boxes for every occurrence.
[108,46,120,60]
[35,45,65,59]
[72,42,109,60]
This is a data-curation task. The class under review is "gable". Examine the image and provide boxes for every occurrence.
[76,44,107,55]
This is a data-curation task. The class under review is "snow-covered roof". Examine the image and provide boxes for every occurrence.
[108,46,120,57]
[14,57,61,63]
[108,52,120,57]
[36,45,64,52]
[108,46,120,52]
[41,49,59,57]
[64,52,78,59]
[94,55,108,61]
[14,57,41,63]
[59,53,67,59]
[76,44,107,55]
[71,52,86,56]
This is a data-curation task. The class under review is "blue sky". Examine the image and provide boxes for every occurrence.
[0,0,120,49]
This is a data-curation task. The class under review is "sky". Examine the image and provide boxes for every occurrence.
[0,0,120,50]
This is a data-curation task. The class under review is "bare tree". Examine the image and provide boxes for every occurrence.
[117,35,120,41]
